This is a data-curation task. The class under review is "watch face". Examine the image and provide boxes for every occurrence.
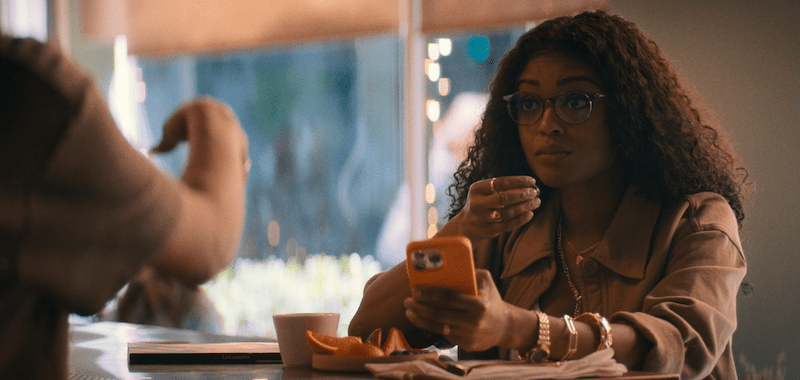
[529,348,550,363]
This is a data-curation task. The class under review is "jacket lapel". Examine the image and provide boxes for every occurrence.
[497,186,662,311]
[500,195,559,310]
[589,186,661,280]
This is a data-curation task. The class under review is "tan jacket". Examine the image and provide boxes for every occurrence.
[472,186,746,380]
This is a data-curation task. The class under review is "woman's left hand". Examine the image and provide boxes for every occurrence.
[403,269,515,352]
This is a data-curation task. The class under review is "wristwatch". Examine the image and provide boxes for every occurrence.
[520,310,550,363]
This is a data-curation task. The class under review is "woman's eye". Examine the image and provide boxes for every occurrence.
[519,97,541,111]
[563,94,589,109]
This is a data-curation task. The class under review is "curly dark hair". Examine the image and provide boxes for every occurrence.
[446,10,748,227]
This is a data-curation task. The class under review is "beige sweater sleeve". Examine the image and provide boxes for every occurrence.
[1,36,181,315]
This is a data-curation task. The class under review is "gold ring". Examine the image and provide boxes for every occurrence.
[490,178,498,194]
[442,324,450,336]
[490,210,502,222]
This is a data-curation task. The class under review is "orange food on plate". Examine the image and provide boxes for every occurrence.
[332,342,386,358]
[305,330,362,354]
[365,328,382,348]
[382,327,412,355]
[306,328,422,358]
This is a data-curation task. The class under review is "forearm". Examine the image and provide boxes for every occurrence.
[152,99,248,284]
[528,315,648,368]
[152,184,244,284]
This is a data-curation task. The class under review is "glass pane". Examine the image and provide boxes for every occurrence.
[119,27,526,340]
[421,29,526,235]
[136,35,401,337]
[0,0,48,41]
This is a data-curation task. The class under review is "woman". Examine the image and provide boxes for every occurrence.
[349,10,747,380]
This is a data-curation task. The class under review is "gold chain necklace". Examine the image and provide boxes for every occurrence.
[557,215,582,317]
[566,235,602,256]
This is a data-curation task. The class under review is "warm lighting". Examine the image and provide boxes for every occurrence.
[426,100,441,122]
[136,82,146,102]
[424,59,440,81]
[111,35,136,142]
[135,67,146,102]
[438,38,452,56]
[286,237,298,260]
[425,183,436,204]
[438,78,450,96]
[427,62,440,82]
[427,224,438,238]
[427,42,440,60]
[427,206,439,225]
[268,220,280,246]
[424,58,433,76]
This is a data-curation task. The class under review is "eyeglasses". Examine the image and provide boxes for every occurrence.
[503,91,609,125]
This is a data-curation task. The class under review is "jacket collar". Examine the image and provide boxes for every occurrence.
[499,195,558,280]
[500,186,661,281]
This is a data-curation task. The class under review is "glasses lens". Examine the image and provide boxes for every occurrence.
[508,94,542,125]
[555,92,592,124]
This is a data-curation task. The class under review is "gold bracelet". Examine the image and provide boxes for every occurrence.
[575,312,612,351]
[560,315,578,361]
[520,310,550,363]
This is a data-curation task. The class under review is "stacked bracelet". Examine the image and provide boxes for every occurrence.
[520,310,551,363]
[575,312,612,351]
[560,315,578,361]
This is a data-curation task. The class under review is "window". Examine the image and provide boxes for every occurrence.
[121,28,527,338]
[0,0,48,41]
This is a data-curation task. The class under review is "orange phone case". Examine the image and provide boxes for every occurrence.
[406,236,478,296]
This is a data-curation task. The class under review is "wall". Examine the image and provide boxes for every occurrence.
[610,0,799,378]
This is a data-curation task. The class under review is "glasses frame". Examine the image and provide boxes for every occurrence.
[502,91,609,125]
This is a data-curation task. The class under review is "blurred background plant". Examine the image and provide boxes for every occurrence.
[202,253,381,338]
[739,352,786,380]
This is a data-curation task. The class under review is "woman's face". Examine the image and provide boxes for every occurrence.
[515,53,621,191]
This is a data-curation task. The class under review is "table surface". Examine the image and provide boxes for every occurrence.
[69,321,678,380]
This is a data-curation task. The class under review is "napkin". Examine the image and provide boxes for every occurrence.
[365,348,626,380]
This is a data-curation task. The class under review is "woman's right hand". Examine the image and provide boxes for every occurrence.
[438,175,541,245]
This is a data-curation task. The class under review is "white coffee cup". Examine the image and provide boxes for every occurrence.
[273,312,340,367]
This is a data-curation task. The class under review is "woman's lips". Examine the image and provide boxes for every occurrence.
[535,145,571,164]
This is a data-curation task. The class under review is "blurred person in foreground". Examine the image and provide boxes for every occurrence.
[1,34,249,379]
[350,10,747,380]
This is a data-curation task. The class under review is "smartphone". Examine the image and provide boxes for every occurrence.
[406,236,478,296]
